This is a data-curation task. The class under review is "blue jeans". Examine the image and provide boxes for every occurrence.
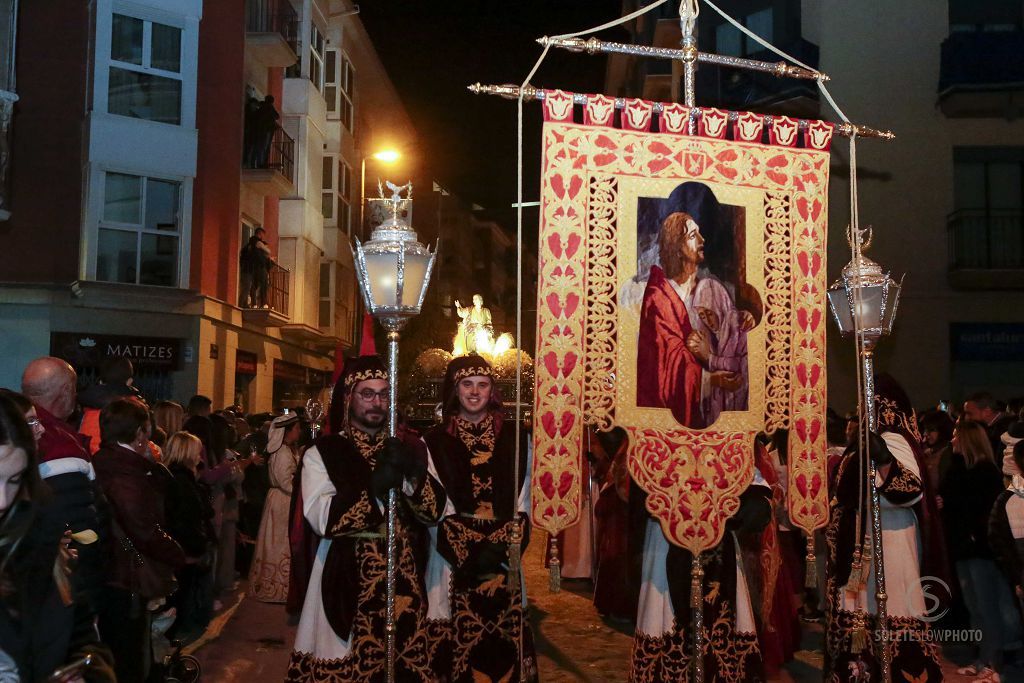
[957,557,1024,670]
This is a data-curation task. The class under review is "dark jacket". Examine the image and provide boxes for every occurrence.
[92,444,185,589]
[940,454,1004,561]
[164,464,216,559]
[34,407,109,612]
[0,503,115,682]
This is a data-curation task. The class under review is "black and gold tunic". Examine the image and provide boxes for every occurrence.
[287,428,446,683]
[423,413,538,683]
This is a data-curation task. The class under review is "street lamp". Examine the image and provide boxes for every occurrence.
[826,226,903,682]
[351,180,435,683]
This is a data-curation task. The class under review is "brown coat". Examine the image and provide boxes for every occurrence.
[93,444,185,590]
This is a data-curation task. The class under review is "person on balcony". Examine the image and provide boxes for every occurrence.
[240,227,274,308]
[250,95,279,169]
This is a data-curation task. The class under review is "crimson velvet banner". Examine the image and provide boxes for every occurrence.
[531,90,832,554]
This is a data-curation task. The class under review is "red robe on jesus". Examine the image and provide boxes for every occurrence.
[637,265,704,428]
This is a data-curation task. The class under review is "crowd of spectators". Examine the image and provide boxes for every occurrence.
[0,356,309,681]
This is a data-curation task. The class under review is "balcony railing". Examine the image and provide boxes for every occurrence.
[938,30,1024,117]
[244,125,295,183]
[245,0,298,56]
[268,264,290,316]
[948,208,1024,270]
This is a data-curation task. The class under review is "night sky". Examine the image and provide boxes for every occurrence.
[359,1,627,216]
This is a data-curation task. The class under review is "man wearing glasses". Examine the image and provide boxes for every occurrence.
[287,353,447,682]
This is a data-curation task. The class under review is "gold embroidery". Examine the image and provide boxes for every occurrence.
[883,467,921,495]
[345,368,388,391]
[456,415,496,452]
[451,365,493,383]
[329,493,374,536]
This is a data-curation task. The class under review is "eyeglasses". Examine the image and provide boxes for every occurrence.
[26,418,42,430]
[355,389,389,403]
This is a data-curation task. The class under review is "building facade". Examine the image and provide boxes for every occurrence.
[0,0,420,412]
[609,0,1024,409]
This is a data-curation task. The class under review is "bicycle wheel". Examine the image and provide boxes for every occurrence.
[167,654,202,683]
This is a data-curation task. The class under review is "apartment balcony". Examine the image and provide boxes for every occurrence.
[948,208,1024,289]
[938,30,1024,118]
[242,264,291,325]
[241,125,295,197]
[245,0,299,68]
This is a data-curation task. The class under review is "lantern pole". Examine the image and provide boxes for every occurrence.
[351,181,436,683]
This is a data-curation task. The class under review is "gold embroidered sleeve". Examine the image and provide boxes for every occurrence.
[406,472,445,524]
[878,459,922,505]
[437,516,492,568]
[325,490,385,537]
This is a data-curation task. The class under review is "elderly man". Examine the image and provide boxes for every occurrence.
[21,356,106,611]
[964,391,1015,464]
[421,355,537,683]
[287,355,446,682]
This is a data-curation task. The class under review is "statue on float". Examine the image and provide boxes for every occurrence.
[453,294,494,355]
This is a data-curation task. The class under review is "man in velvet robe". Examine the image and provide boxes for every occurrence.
[421,355,538,683]
[637,209,748,428]
[286,355,446,682]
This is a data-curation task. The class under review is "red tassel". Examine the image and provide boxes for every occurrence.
[359,313,377,356]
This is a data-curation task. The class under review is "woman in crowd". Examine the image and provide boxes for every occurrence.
[163,431,216,642]
[153,400,185,439]
[93,397,185,682]
[941,419,1021,682]
[249,413,301,602]
[0,392,115,681]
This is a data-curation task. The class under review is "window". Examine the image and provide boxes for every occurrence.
[713,8,773,58]
[309,24,325,93]
[320,155,352,232]
[108,13,182,125]
[319,262,332,328]
[951,147,1024,269]
[324,50,355,132]
[97,172,182,286]
[321,155,334,219]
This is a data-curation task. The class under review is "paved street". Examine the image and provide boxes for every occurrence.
[193,533,1011,682]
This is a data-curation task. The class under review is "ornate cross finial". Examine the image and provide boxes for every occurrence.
[846,224,873,252]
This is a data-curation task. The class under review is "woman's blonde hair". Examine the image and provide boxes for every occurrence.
[153,401,184,437]
[163,431,203,469]
[955,420,994,468]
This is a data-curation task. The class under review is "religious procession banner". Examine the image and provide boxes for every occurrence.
[532,90,832,555]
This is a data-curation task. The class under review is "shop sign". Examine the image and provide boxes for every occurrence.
[951,323,1024,362]
[51,332,182,370]
[236,350,259,376]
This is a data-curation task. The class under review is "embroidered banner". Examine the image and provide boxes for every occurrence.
[532,93,831,553]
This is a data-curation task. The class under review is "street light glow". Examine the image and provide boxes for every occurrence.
[373,149,401,163]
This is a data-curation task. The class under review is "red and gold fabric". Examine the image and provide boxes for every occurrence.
[533,93,831,553]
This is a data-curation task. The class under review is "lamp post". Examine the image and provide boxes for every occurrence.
[351,181,435,683]
[826,226,903,683]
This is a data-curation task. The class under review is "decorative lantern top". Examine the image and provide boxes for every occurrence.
[352,180,436,329]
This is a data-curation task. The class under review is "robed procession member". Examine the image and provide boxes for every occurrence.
[628,467,772,683]
[422,355,538,683]
[286,355,447,682]
[824,374,946,682]
[249,413,302,603]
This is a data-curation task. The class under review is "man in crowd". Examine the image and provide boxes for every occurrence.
[78,357,142,454]
[287,354,445,682]
[21,356,107,611]
[964,391,1015,463]
[187,394,213,418]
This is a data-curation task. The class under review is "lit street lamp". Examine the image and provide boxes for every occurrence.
[351,181,435,683]
[826,226,903,683]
